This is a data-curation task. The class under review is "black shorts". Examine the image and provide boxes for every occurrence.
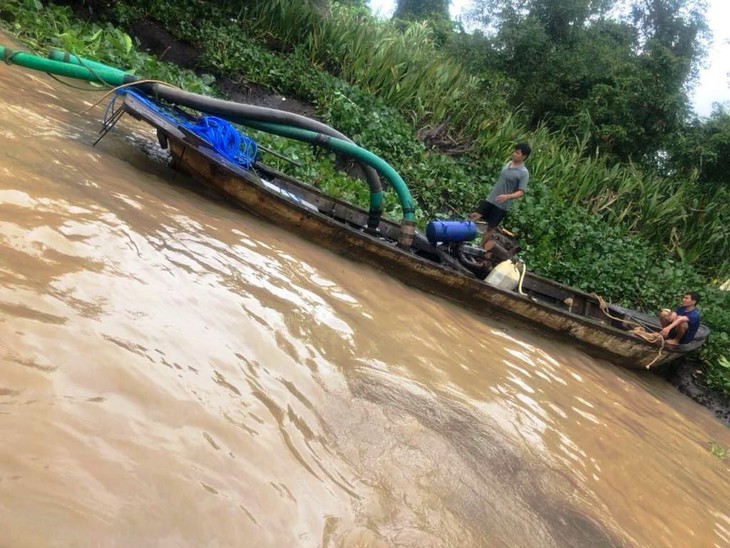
[474,200,507,228]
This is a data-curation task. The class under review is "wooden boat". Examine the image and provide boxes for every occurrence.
[112,92,709,369]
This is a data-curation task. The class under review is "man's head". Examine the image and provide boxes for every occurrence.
[682,292,700,307]
[514,142,531,159]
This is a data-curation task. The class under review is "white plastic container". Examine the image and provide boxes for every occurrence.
[485,260,521,291]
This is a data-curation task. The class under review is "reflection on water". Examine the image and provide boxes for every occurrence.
[0,31,729,546]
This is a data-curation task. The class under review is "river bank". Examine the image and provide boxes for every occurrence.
[658,360,730,425]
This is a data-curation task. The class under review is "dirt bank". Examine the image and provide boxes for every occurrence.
[657,360,730,425]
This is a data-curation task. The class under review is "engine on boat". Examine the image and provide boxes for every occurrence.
[417,220,520,280]
[448,229,520,279]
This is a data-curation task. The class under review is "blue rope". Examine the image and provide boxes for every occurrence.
[105,88,258,169]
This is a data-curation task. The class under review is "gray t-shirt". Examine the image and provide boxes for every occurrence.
[487,162,529,211]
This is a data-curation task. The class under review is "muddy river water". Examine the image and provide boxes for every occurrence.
[0,34,728,547]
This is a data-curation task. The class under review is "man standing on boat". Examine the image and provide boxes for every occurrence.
[659,292,701,345]
[469,143,531,252]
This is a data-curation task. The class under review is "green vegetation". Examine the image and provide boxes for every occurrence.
[1,2,217,92]
[708,441,728,460]
[0,0,728,394]
[453,0,709,163]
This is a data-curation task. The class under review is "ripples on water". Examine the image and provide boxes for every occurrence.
[0,36,728,546]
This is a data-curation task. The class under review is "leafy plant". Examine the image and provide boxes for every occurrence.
[708,441,728,460]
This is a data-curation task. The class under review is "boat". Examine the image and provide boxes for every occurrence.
[0,46,709,369]
[107,90,708,369]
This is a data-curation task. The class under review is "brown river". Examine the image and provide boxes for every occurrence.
[1,34,729,547]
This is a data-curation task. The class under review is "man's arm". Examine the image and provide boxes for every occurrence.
[660,314,689,337]
[494,189,525,203]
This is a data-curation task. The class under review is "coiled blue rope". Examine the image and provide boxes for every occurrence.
[105,88,258,169]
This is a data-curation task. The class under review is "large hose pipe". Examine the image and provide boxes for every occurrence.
[45,49,385,230]
[47,49,130,78]
[232,119,417,248]
[1,45,135,86]
[147,84,386,230]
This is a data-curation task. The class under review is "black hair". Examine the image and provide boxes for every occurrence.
[515,142,531,158]
[686,291,700,304]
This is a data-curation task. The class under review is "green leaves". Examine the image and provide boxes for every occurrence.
[708,441,728,460]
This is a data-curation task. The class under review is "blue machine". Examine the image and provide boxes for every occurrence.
[425,220,477,244]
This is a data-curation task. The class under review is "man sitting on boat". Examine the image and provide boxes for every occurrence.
[468,143,531,253]
[659,292,701,345]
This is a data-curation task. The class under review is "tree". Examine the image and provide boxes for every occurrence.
[667,105,730,188]
[627,0,709,160]
[394,0,450,21]
[336,0,368,7]
[463,0,612,42]
[455,0,709,163]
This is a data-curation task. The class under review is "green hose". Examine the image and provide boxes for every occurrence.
[238,119,417,247]
[0,45,136,86]
[47,48,129,78]
[238,119,416,219]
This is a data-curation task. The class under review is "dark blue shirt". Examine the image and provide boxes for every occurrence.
[675,306,700,344]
